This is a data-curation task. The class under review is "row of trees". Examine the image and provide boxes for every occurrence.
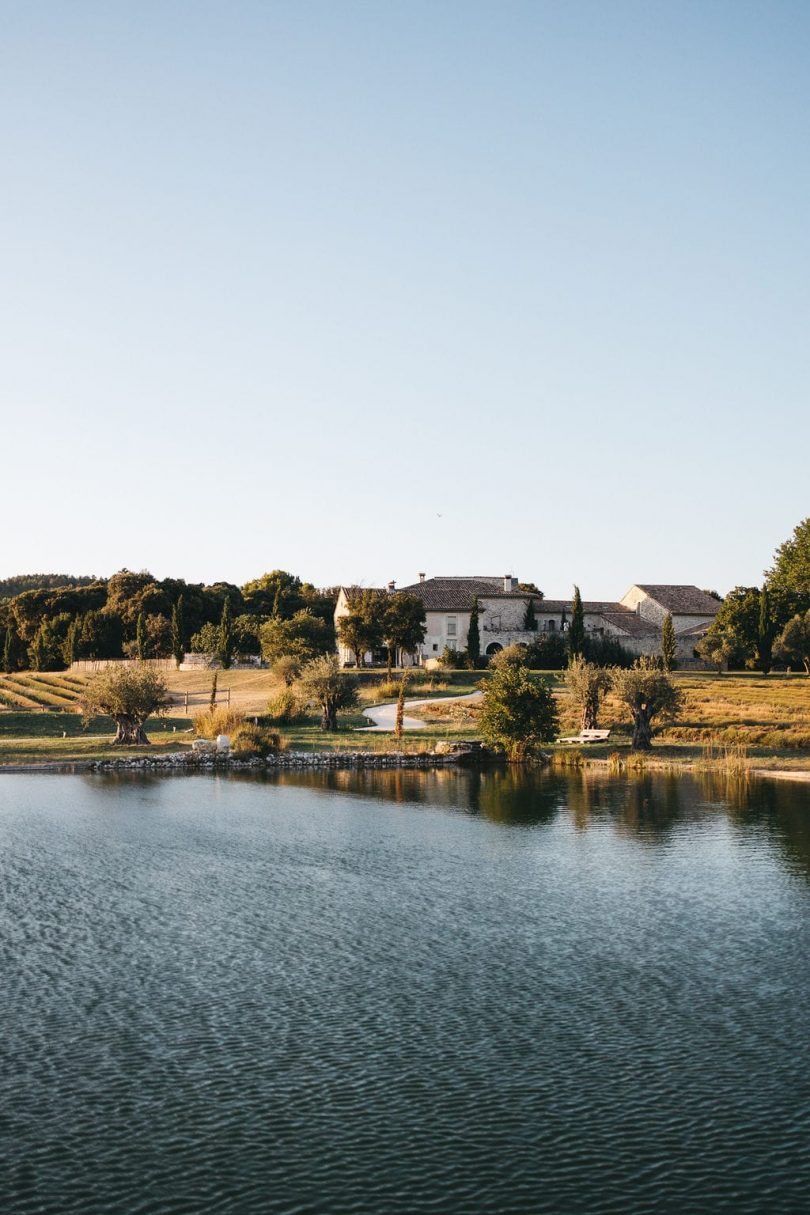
[479,653,682,759]
[0,568,338,673]
[698,518,810,672]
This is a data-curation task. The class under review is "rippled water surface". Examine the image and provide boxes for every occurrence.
[2,769,809,1214]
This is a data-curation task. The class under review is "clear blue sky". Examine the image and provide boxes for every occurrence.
[2,1,807,598]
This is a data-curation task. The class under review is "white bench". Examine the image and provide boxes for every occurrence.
[557,728,611,745]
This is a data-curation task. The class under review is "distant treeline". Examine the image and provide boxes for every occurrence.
[0,569,338,672]
[0,574,99,598]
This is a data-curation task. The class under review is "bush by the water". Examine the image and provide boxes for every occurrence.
[193,706,245,739]
[230,722,281,757]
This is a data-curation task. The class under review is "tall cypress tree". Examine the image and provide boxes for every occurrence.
[568,586,586,659]
[171,595,185,669]
[3,620,22,673]
[661,612,677,672]
[466,597,481,668]
[523,598,537,632]
[136,612,147,661]
[218,598,234,670]
[62,616,81,668]
[757,586,773,674]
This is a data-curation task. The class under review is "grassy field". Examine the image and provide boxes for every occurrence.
[0,666,808,769]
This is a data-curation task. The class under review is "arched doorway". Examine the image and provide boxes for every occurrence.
[485,642,503,658]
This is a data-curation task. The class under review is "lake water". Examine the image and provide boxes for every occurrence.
[1,769,809,1214]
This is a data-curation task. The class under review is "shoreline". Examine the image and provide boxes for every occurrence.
[2,750,810,783]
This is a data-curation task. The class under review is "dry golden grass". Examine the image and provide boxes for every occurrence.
[556,672,810,751]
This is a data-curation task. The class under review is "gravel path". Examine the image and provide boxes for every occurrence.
[360,691,483,732]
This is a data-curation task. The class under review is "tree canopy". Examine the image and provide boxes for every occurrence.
[382,593,427,666]
[611,658,682,750]
[478,665,559,760]
[298,655,358,731]
[563,657,612,731]
[336,591,385,668]
[766,517,810,619]
[80,664,169,745]
[774,611,810,675]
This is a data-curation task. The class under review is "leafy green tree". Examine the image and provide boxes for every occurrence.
[62,616,81,667]
[261,610,334,664]
[696,632,735,674]
[563,656,612,731]
[28,615,71,671]
[242,570,303,616]
[697,587,759,670]
[232,614,261,658]
[489,643,530,671]
[466,597,481,667]
[171,595,185,668]
[336,591,385,668]
[272,655,302,686]
[80,664,169,745]
[774,611,810,674]
[218,598,234,669]
[382,592,426,668]
[478,664,559,760]
[766,517,810,622]
[611,657,683,750]
[568,586,586,658]
[79,610,123,660]
[298,655,359,731]
[190,622,221,655]
[660,612,677,672]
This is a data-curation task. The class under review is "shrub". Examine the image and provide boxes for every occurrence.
[193,706,245,739]
[266,687,303,725]
[489,643,529,671]
[523,633,568,669]
[439,645,466,670]
[231,723,280,758]
[478,665,559,761]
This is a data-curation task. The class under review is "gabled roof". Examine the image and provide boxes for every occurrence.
[677,621,714,638]
[398,577,528,611]
[634,585,721,616]
[339,585,385,602]
[597,611,659,639]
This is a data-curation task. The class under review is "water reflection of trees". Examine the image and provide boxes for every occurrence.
[102,765,810,880]
[722,776,810,881]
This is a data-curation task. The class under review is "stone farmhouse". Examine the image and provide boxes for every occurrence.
[334,576,720,668]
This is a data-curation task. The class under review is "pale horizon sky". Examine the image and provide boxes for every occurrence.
[2,1,808,600]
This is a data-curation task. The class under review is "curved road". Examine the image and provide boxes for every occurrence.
[360,691,483,732]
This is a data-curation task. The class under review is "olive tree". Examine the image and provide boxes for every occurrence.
[563,656,612,731]
[478,664,559,761]
[80,664,170,745]
[298,655,359,731]
[611,657,682,750]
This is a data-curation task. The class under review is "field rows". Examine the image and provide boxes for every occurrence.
[0,673,87,711]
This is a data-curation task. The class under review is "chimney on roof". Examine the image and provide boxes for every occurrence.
[504,574,517,592]
[418,572,426,582]
[387,580,396,593]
